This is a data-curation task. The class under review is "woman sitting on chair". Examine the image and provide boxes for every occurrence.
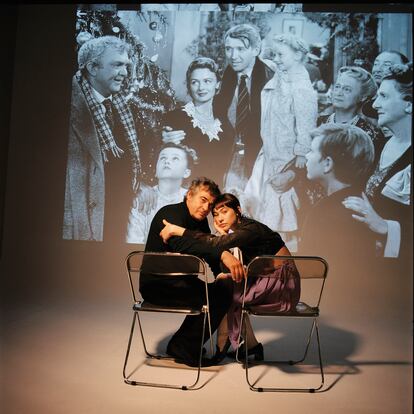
[160,193,301,363]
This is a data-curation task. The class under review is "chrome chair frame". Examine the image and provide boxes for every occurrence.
[237,255,328,393]
[123,251,213,390]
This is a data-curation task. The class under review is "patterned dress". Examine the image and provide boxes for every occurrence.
[243,66,317,246]
[162,102,232,188]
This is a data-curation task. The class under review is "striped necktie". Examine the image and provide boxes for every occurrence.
[102,98,114,130]
[235,74,250,137]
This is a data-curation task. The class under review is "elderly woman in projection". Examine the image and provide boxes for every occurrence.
[243,33,317,251]
[161,57,232,188]
[342,63,412,259]
[319,66,385,150]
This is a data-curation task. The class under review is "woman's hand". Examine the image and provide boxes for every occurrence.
[268,170,295,193]
[221,251,245,283]
[295,155,307,169]
[162,126,186,144]
[342,192,388,235]
[214,222,228,235]
[159,219,185,243]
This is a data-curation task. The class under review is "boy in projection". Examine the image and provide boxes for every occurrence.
[300,123,377,268]
[126,143,196,244]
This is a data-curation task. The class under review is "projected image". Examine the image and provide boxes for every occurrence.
[63,4,412,263]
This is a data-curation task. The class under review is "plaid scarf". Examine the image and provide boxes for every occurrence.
[77,72,141,192]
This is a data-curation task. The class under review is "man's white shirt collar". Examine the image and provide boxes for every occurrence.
[91,87,112,104]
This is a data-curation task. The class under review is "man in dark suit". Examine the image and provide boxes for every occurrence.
[141,177,245,366]
[215,23,274,184]
[162,24,274,192]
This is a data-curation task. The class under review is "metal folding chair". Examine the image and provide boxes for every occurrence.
[238,255,328,392]
[122,251,213,390]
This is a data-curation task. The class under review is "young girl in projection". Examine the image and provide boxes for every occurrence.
[243,34,317,250]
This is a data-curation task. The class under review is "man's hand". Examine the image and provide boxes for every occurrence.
[162,126,186,144]
[342,192,388,235]
[135,183,157,214]
[221,251,245,283]
[159,219,185,243]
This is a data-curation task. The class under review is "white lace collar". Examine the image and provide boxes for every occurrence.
[182,101,222,142]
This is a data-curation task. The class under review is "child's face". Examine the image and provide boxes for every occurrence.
[213,205,239,233]
[305,136,325,182]
[189,68,219,105]
[155,147,190,180]
[273,42,300,71]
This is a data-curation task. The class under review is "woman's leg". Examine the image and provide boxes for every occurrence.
[216,315,230,351]
[242,315,259,349]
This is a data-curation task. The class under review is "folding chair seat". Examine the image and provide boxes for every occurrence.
[122,251,213,390]
[238,255,328,392]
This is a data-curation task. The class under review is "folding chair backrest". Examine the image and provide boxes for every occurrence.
[125,251,207,304]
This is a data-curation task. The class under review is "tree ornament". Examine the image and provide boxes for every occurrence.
[76,31,93,46]
[149,21,158,31]
[112,26,120,33]
[152,31,163,46]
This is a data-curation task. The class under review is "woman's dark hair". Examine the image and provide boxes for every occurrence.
[382,62,413,103]
[185,57,221,96]
[212,193,242,218]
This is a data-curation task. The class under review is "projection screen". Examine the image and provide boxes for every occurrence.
[62,4,412,267]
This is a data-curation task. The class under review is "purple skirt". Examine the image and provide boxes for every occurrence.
[227,261,301,350]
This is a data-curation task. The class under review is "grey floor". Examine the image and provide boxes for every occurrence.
[1,262,412,414]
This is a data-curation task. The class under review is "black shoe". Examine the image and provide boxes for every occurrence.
[227,342,264,361]
[210,338,231,365]
[166,340,213,367]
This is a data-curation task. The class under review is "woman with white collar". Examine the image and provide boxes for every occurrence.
[161,57,232,188]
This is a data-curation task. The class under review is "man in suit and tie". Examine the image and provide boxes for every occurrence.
[64,35,153,241]
[162,24,274,194]
[216,23,274,185]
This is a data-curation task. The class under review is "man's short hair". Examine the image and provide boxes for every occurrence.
[310,123,375,187]
[186,177,221,199]
[224,24,262,50]
[77,35,131,74]
[378,50,409,65]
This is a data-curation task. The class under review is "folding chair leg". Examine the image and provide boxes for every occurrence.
[123,309,210,390]
[242,314,324,392]
[289,319,317,365]
[123,312,138,383]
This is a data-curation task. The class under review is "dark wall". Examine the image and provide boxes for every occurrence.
[1,5,134,306]
[0,5,18,257]
[1,4,412,310]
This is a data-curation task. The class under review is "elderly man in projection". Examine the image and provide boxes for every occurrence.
[63,35,153,242]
